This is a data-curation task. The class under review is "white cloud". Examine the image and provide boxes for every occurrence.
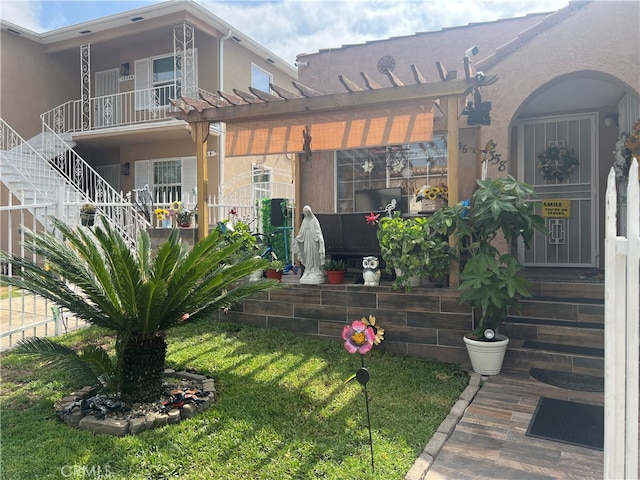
[0,0,42,31]
[198,0,570,65]
[1,0,571,64]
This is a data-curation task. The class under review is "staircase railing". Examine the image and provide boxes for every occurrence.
[0,118,62,205]
[38,121,150,245]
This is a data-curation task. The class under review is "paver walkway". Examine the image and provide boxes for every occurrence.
[409,371,605,480]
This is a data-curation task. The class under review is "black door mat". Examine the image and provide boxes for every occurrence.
[530,367,604,392]
[526,397,603,450]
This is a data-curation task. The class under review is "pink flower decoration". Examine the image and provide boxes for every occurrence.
[341,320,375,355]
[365,212,380,225]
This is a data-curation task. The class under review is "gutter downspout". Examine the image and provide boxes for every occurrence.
[217,29,232,206]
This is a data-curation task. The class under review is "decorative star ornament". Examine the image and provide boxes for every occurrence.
[365,212,380,225]
[362,160,374,173]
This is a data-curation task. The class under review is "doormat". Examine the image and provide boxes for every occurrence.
[530,367,604,392]
[526,397,603,450]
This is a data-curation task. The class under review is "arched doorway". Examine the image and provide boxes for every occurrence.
[515,72,638,267]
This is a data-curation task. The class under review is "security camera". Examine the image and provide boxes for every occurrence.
[465,45,479,58]
[474,71,485,83]
[295,61,308,67]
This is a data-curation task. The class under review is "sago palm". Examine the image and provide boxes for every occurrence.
[0,217,277,403]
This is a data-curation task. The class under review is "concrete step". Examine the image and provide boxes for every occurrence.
[501,288,605,377]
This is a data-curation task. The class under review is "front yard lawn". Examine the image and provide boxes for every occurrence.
[1,320,467,480]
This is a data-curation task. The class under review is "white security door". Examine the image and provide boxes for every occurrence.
[517,114,598,267]
[95,68,120,127]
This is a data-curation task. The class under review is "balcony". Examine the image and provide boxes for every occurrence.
[42,86,219,136]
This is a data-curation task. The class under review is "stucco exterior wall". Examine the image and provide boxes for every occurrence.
[479,0,640,179]
[0,31,78,138]
[297,13,548,94]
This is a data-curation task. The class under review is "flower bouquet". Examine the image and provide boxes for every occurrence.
[154,208,170,227]
[415,183,448,212]
[169,201,196,227]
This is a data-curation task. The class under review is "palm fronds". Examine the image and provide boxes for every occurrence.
[12,337,117,394]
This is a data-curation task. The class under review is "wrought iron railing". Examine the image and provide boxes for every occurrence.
[0,119,74,223]
[41,86,216,133]
[38,121,150,244]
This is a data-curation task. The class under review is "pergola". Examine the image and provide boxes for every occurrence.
[171,58,496,283]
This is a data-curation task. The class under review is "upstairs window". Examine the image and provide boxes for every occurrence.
[152,54,179,106]
[251,64,272,94]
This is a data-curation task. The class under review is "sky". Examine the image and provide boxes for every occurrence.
[0,0,575,65]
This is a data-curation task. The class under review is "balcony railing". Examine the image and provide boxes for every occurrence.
[41,86,216,134]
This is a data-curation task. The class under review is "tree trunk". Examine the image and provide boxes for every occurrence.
[120,333,167,404]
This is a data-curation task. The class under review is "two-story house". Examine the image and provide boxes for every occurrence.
[1,0,297,250]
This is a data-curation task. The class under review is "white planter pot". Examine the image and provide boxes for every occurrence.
[394,268,421,287]
[463,334,509,375]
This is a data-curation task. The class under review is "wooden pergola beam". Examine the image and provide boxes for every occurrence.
[176,78,478,125]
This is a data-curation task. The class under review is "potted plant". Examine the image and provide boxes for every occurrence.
[323,259,347,284]
[154,207,170,228]
[376,212,455,290]
[169,200,196,227]
[265,259,285,280]
[0,217,278,405]
[455,176,547,375]
[415,182,448,213]
[80,203,96,226]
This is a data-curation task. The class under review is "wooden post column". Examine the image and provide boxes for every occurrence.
[444,95,461,288]
[191,121,210,241]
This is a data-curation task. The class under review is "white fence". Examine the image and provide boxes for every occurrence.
[0,199,89,352]
[604,159,639,479]
[0,190,294,351]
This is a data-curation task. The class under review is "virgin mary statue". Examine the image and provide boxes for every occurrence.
[292,205,325,284]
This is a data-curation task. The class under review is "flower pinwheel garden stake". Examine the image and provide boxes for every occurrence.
[342,315,384,473]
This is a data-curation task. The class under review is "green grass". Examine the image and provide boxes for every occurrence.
[0,320,468,480]
[0,285,22,300]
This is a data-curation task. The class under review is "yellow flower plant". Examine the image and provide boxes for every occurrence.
[415,183,448,202]
[154,208,169,221]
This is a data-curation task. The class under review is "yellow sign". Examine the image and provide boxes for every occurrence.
[541,199,571,218]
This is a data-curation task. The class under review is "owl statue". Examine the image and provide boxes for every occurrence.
[362,256,381,286]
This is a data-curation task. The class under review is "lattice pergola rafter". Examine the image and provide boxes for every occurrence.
[170,60,497,280]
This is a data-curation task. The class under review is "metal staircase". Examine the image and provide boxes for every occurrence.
[0,118,150,244]
[0,119,76,229]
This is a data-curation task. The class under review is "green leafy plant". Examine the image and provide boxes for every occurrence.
[0,217,279,403]
[322,259,347,271]
[266,259,285,272]
[455,176,547,339]
[80,203,96,213]
[376,212,455,290]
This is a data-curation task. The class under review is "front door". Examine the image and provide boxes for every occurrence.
[517,113,597,267]
[95,68,120,128]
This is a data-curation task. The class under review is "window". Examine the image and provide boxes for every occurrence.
[152,55,179,106]
[153,160,182,203]
[253,164,271,204]
[134,51,197,110]
[251,64,272,94]
[335,136,448,213]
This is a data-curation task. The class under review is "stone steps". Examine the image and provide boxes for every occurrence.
[501,281,605,377]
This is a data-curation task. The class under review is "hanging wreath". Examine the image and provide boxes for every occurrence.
[537,145,579,182]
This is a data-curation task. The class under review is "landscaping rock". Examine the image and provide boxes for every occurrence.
[180,403,198,419]
[79,416,129,436]
[129,417,147,434]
